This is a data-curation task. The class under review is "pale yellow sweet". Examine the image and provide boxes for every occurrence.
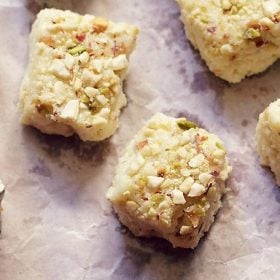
[177,0,280,83]
[19,9,138,141]
[107,113,232,249]
[257,99,280,185]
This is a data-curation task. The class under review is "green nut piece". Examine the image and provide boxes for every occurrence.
[80,93,90,104]
[216,142,225,150]
[177,119,197,130]
[244,28,261,40]
[99,87,110,95]
[68,45,86,56]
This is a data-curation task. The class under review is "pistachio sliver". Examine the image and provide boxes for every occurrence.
[244,28,261,40]
[68,45,86,56]
[177,119,197,130]
[216,142,225,150]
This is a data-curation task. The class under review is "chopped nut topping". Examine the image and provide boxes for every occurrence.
[126,201,138,212]
[92,60,103,73]
[110,54,129,70]
[198,173,212,185]
[137,140,148,150]
[189,154,205,168]
[39,36,55,47]
[244,27,261,40]
[79,51,90,65]
[171,189,186,204]
[81,69,102,86]
[74,78,82,91]
[177,118,197,130]
[96,95,108,105]
[60,100,80,120]
[50,59,71,79]
[93,17,109,33]
[36,103,53,115]
[180,225,193,235]
[76,33,86,42]
[64,53,75,70]
[188,183,206,197]
[147,176,164,189]
[84,87,99,98]
[179,177,194,194]
[68,45,86,56]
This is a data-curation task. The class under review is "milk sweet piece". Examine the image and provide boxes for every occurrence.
[177,0,280,83]
[107,113,232,248]
[257,99,280,185]
[19,8,138,141]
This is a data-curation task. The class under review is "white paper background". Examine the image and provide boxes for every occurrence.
[1,0,280,279]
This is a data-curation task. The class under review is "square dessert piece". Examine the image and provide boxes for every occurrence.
[107,113,231,248]
[19,9,138,141]
[257,99,280,185]
[177,0,280,83]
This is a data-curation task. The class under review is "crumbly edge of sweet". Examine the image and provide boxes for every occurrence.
[257,99,280,184]
[20,9,138,132]
[177,0,280,61]
[107,113,231,240]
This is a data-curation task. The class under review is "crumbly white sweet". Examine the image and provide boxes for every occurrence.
[257,99,280,185]
[177,0,280,83]
[0,179,5,232]
[19,9,138,141]
[107,113,232,249]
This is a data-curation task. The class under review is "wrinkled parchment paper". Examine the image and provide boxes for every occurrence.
[1,0,280,279]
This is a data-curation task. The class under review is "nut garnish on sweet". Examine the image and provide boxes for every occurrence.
[176,0,280,83]
[107,113,232,249]
[19,8,139,141]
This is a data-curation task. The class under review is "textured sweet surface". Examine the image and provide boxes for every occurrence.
[177,0,280,83]
[107,113,231,248]
[257,99,280,185]
[3,1,280,279]
[19,8,138,141]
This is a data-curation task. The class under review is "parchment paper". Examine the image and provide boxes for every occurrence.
[1,0,280,279]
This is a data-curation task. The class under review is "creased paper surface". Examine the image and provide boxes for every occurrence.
[1,0,280,279]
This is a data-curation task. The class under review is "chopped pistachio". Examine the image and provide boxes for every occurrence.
[99,87,110,95]
[150,193,165,206]
[138,178,147,187]
[177,119,197,130]
[80,93,90,104]
[216,142,225,150]
[244,28,261,40]
[68,45,86,56]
